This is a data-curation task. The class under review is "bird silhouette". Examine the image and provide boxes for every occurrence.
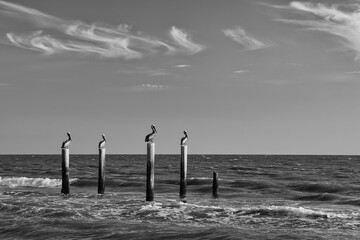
[181,130,188,146]
[145,125,157,143]
[61,132,72,149]
[99,134,107,149]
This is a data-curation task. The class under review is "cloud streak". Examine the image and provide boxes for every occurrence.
[274,1,360,59]
[169,26,206,55]
[233,70,248,74]
[0,1,205,59]
[173,64,191,68]
[223,26,268,50]
[141,84,169,89]
[118,67,170,76]
[129,84,171,92]
[0,0,61,26]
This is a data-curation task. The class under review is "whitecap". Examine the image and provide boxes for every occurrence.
[0,176,78,188]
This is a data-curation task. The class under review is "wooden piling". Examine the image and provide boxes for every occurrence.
[146,142,155,201]
[212,171,219,198]
[98,148,106,194]
[179,145,187,199]
[61,148,70,195]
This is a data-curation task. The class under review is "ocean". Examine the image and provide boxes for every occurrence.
[0,154,360,239]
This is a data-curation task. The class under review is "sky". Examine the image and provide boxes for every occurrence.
[1,0,360,154]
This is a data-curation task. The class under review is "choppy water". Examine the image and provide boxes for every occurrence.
[1,155,360,239]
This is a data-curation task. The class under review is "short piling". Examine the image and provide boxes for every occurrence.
[98,148,106,194]
[179,145,187,199]
[61,148,70,195]
[146,142,155,201]
[212,171,219,198]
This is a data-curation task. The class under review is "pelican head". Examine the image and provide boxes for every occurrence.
[151,124,157,133]
[183,130,188,136]
[67,132,71,139]
[102,134,106,141]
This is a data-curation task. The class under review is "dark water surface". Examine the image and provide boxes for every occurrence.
[1,155,360,239]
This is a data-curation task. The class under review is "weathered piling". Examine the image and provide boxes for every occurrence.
[179,145,188,199]
[98,134,107,194]
[180,130,188,199]
[98,148,106,194]
[146,142,155,201]
[61,148,70,194]
[61,132,72,195]
[145,125,157,201]
[212,171,219,198]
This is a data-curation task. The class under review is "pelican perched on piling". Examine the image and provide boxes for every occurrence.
[99,134,107,149]
[61,132,72,149]
[145,124,157,143]
[181,130,188,146]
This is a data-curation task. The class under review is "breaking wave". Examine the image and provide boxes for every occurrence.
[0,177,78,188]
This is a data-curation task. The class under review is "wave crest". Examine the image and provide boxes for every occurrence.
[0,177,78,188]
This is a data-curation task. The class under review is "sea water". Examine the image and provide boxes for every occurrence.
[0,155,360,239]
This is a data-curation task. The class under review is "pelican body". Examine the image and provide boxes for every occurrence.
[145,125,157,143]
[181,130,188,146]
[99,134,107,149]
[61,132,72,149]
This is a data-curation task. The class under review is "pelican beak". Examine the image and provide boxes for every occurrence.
[154,126,157,133]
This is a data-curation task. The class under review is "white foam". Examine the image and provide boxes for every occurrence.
[259,205,353,219]
[188,177,212,180]
[0,177,78,188]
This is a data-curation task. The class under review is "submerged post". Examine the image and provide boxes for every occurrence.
[146,142,155,201]
[179,130,188,200]
[61,148,70,194]
[98,134,107,194]
[212,171,219,198]
[61,132,72,195]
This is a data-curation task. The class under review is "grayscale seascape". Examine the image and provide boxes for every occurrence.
[1,0,360,239]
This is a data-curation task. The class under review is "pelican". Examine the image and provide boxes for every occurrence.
[61,132,72,149]
[98,134,107,149]
[145,124,157,143]
[181,130,188,146]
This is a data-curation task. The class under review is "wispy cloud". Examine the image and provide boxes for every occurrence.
[0,1,204,59]
[233,70,248,74]
[0,0,61,27]
[169,26,206,55]
[0,83,9,86]
[118,67,170,76]
[346,71,360,74]
[146,69,170,76]
[173,64,191,68]
[141,84,169,89]
[223,26,269,50]
[130,84,171,92]
[274,1,360,59]
[316,72,357,83]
